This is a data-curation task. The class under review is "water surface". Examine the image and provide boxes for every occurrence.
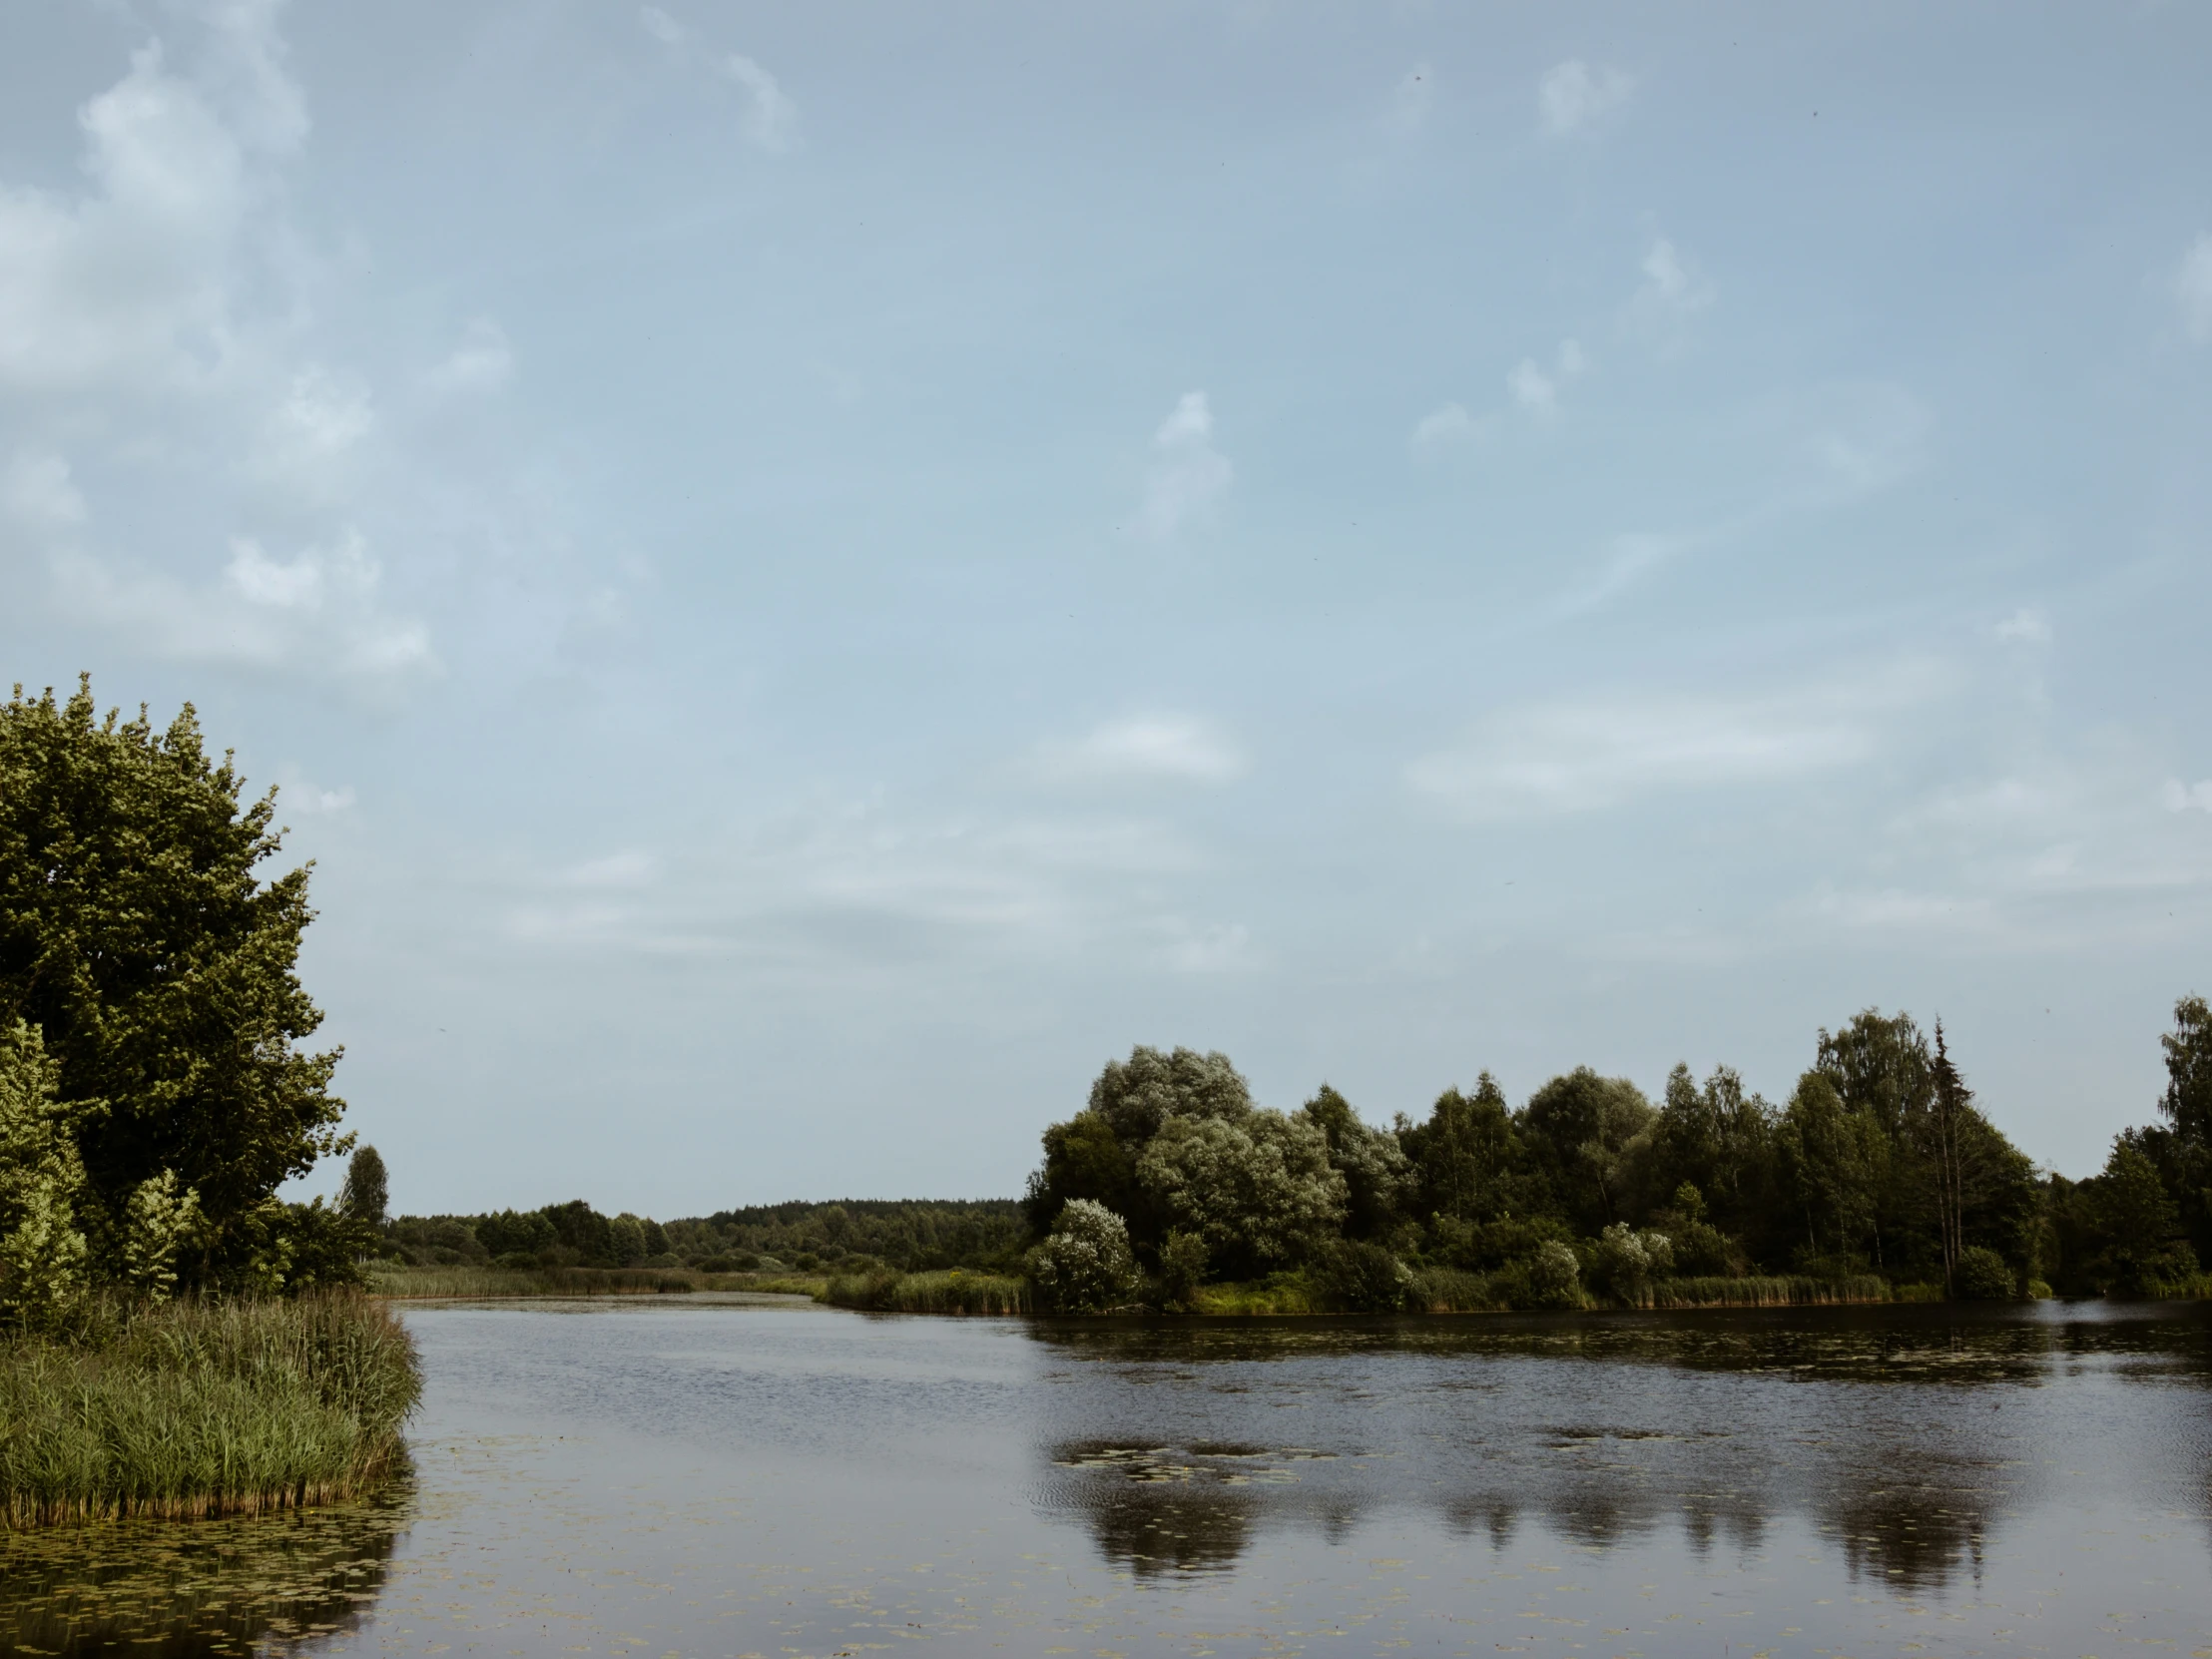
[9,1297,2211,1656]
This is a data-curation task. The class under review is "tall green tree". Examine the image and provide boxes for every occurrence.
[1395,1074,1520,1227]
[0,680,349,1282]
[1516,1068,1653,1236]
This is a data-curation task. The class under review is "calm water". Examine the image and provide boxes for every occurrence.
[8,1297,2212,1657]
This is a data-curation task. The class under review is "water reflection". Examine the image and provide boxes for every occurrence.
[0,1475,411,1657]
[1030,1302,2212,1596]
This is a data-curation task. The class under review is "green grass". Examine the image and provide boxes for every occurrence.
[366,1263,827,1300]
[0,1293,421,1528]
[821,1269,1030,1315]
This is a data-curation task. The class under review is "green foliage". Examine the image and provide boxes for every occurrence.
[1516,1068,1654,1236]
[1026,1200,1141,1314]
[1314,1239,1414,1313]
[0,681,347,1286]
[1135,1109,1347,1278]
[0,1292,418,1525]
[0,1022,92,1332]
[339,1147,388,1229]
[1300,1086,1414,1242]
[1586,1224,1675,1307]
[1156,1230,1209,1311]
[1396,1074,1521,1226]
[1953,1245,2015,1300]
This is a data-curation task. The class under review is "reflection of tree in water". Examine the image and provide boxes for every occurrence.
[0,1473,411,1657]
[1820,1457,1993,1595]
[1028,1308,2212,1595]
[1044,1444,1257,1577]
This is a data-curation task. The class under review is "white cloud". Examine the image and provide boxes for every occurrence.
[1538,60,1634,138]
[427,318,513,394]
[1411,401,1483,454]
[638,6,687,47]
[1995,608,2051,645]
[1506,338,1588,420]
[1139,391,1231,538]
[1041,714,1246,785]
[1626,238,1714,342]
[291,784,355,815]
[1408,666,1943,820]
[641,8,797,152]
[2164,780,2212,815]
[718,55,797,152]
[2177,234,2212,344]
[54,526,431,681]
[1,451,86,530]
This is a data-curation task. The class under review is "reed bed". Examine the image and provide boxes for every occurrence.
[822,1269,1031,1315]
[367,1263,827,1299]
[0,1293,420,1528]
[1648,1274,1891,1309]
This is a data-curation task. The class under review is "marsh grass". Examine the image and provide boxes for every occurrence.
[1648,1275,1891,1309]
[367,1264,827,1300]
[0,1294,420,1528]
[822,1270,1031,1315]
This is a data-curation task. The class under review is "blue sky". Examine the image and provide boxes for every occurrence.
[3,1,2208,1216]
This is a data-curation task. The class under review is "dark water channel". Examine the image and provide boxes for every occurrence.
[7,1298,2212,1656]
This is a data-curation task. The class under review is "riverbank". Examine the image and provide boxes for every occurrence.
[0,1294,420,1528]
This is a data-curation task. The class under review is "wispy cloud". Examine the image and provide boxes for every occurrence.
[1995,608,2051,645]
[640,6,797,152]
[1625,237,1713,344]
[1408,664,1946,820]
[1538,60,1634,138]
[2165,780,2212,815]
[2177,233,2212,343]
[1039,714,1246,785]
[1506,338,1588,421]
[427,318,513,394]
[1138,391,1231,538]
[1410,400,1485,455]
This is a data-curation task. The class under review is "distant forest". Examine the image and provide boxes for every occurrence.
[381,996,2212,1308]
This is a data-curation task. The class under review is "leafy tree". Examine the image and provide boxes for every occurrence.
[1299,1085,1412,1241]
[1395,1074,1520,1226]
[2086,1138,2197,1293]
[1516,1068,1653,1235]
[0,679,348,1283]
[1777,1070,1884,1268]
[1135,1110,1346,1278]
[341,1145,389,1228]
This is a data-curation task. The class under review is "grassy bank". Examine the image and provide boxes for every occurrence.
[822,1269,1031,1315]
[0,1294,420,1528]
[366,1263,827,1300]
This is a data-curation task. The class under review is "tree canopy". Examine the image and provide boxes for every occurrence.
[0,678,355,1315]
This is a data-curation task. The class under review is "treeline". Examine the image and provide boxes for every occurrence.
[382,1197,1025,1275]
[1021,998,2212,1312]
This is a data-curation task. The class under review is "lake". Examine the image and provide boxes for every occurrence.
[7,1297,2211,1656]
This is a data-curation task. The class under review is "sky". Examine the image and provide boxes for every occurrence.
[2,1,2208,1218]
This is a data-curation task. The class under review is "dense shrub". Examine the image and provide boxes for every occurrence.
[1026,1200,1140,1314]
[1953,1246,2016,1300]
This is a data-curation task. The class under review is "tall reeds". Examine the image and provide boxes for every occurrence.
[822,1269,1031,1315]
[0,1293,420,1528]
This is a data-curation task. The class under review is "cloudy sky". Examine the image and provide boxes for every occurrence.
[3,1,2208,1216]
